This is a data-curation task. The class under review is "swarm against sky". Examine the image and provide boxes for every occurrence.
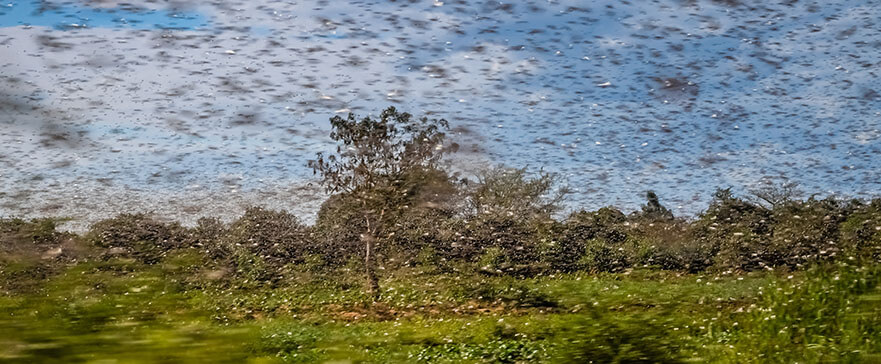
[1,0,879,228]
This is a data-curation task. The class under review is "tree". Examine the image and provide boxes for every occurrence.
[639,190,674,220]
[749,179,802,209]
[468,166,568,222]
[308,107,451,299]
[460,167,569,273]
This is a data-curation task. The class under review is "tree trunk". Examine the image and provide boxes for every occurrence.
[363,232,380,300]
[361,197,383,301]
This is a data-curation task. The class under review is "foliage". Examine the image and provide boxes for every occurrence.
[442,167,570,274]
[308,106,451,196]
[39,186,881,285]
[0,217,68,247]
[579,238,632,273]
[457,216,543,274]
[86,213,187,264]
[557,208,628,272]
[312,167,461,267]
[749,179,803,209]
[308,106,452,297]
[764,197,846,268]
[838,199,881,259]
[223,207,309,264]
[188,217,228,253]
[310,192,367,264]
[467,166,567,222]
[693,188,773,271]
[460,276,560,308]
[636,190,674,221]
[2,243,880,363]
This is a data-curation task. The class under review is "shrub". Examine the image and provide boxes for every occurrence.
[87,213,187,264]
[837,198,881,259]
[529,221,575,273]
[765,197,847,268]
[626,220,710,272]
[564,208,628,243]
[455,216,543,274]
[222,207,310,282]
[311,192,366,266]
[453,166,568,272]
[312,167,460,268]
[382,168,461,266]
[749,179,803,209]
[635,190,674,221]
[558,208,628,272]
[693,189,773,271]
[648,237,715,273]
[188,217,227,248]
[1,217,78,262]
[0,217,66,247]
[579,238,631,273]
[467,167,566,222]
[386,210,459,270]
[0,217,79,292]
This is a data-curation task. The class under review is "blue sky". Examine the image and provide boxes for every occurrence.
[0,0,208,29]
[1,0,879,226]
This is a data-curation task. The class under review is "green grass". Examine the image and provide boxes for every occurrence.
[1,251,880,363]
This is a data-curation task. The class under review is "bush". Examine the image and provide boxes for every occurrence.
[467,167,566,222]
[222,207,310,282]
[1,217,78,262]
[579,239,631,273]
[312,167,461,267]
[634,191,674,221]
[557,208,628,272]
[386,210,459,270]
[564,208,628,243]
[837,198,881,259]
[627,220,710,272]
[188,217,227,249]
[311,192,366,266]
[648,238,715,273]
[0,217,79,292]
[87,213,187,264]
[693,189,773,271]
[764,197,847,268]
[455,216,544,274]
[383,168,461,267]
[446,166,568,273]
[0,217,67,247]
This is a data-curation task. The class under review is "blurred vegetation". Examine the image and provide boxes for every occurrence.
[2,199,881,362]
[2,109,881,362]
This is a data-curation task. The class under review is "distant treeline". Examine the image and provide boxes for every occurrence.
[2,166,880,286]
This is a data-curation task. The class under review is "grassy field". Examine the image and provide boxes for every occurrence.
[2,248,880,363]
